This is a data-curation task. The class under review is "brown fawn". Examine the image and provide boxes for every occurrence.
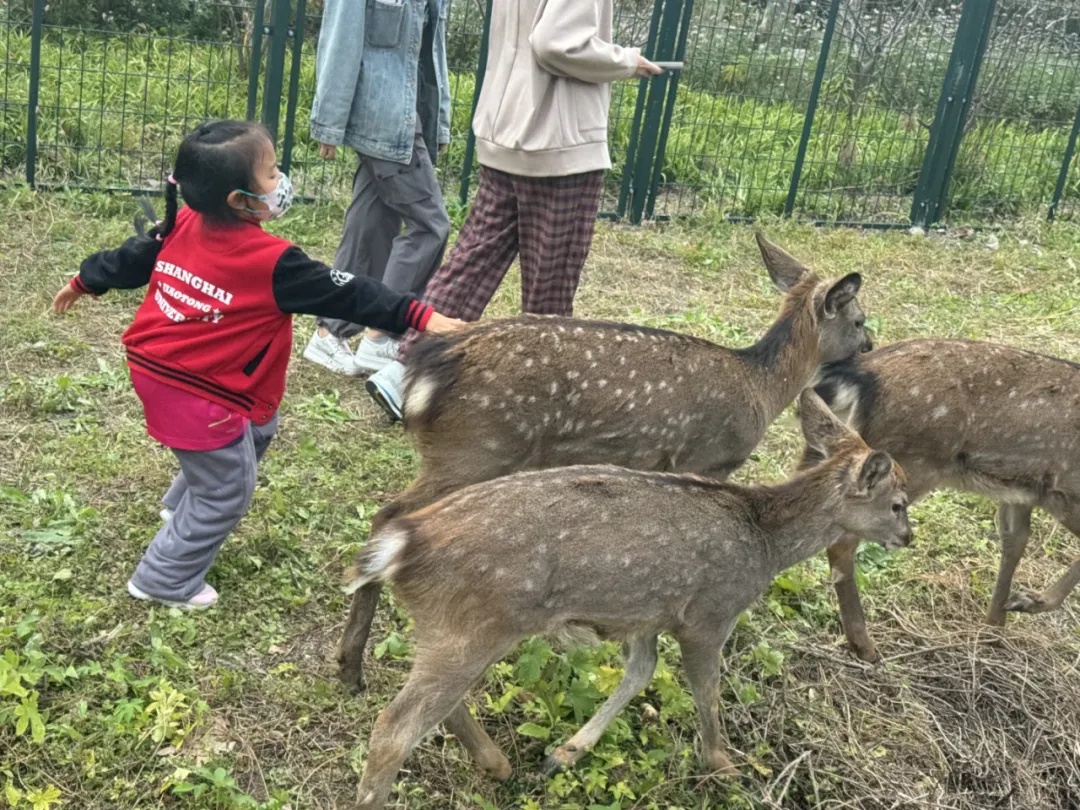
[346,390,911,808]
[338,233,874,690]
[808,338,1080,662]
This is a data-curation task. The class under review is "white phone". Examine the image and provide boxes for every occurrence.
[651,61,684,70]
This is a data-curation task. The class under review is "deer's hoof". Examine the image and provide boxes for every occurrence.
[484,755,512,782]
[1005,589,1050,614]
[541,747,577,778]
[337,662,368,695]
[354,787,381,810]
[843,635,881,663]
[705,750,740,777]
[840,622,881,663]
[852,644,882,664]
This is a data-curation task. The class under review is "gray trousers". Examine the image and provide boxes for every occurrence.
[130,414,278,602]
[319,122,449,340]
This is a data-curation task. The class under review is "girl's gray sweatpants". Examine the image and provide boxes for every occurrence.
[129,414,278,602]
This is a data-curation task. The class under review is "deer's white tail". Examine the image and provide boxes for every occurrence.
[344,526,410,595]
[401,333,464,428]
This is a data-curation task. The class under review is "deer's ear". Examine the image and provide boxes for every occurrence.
[797,388,853,456]
[857,450,893,493]
[756,231,810,292]
[823,273,862,318]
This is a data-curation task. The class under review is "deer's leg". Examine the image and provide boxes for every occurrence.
[355,636,512,810]
[542,634,658,776]
[442,701,512,780]
[1007,557,1080,614]
[827,536,880,663]
[1005,503,1080,615]
[678,630,739,776]
[986,502,1033,625]
[337,582,382,692]
[337,494,430,693]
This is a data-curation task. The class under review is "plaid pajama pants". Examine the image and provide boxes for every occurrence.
[400,165,604,355]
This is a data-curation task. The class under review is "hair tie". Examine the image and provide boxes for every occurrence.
[167,174,177,185]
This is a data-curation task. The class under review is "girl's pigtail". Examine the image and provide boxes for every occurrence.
[133,198,155,238]
[160,174,180,240]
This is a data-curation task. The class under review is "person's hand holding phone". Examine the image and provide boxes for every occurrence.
[636,55,664,77]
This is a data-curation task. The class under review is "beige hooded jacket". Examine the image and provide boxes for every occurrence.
[472,0,641,177]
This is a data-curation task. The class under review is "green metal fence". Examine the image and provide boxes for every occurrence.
[3,0,1080,226]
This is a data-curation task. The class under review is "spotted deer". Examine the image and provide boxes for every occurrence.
[338,233,874,690]
[807,338,1080,662]
[345,390,911,809]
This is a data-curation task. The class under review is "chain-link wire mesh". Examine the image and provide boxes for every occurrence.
[957,0,1080,221]
[1,0,253,189]
[792,0,958,223]
[4,0,1080,225]
[649,0,828,219]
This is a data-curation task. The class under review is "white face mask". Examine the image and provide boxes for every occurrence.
[239,173,294,221]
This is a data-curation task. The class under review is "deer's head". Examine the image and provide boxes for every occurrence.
[756,231,873,364]
[798,389,911,551]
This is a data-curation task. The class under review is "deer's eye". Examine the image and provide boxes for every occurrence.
[892,503,905,515]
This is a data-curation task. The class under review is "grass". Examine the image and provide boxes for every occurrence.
[4,190,1080,809]
[3,31,1080,222]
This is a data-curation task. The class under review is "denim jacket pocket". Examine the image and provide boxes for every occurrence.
[366,0,406,48]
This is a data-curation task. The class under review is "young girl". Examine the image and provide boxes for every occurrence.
[53,119,461,610]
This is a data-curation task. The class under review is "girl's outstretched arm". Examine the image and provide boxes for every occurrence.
[54,232,164,314]
[270,247,463,334]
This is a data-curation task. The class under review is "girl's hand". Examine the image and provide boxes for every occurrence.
[319,143,337,160]
[425,312,467,334]
[53,284,84,314]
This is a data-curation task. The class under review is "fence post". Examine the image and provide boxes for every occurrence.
[1048,98,1080,221]
[25,0,45,187]
[279,0,307,173]
[261,0,292,141]
[458,0,494,207]
[910,0,996,228]
[615,0,663,220]
[627,0,688,225]
[246,0,267,122]
[784,0,840,218]
[643,0,695,220]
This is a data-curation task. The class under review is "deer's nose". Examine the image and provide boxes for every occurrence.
[898,525,914,547]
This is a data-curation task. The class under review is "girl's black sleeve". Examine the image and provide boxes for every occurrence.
[73,234,164,296]
[271,247,433,333]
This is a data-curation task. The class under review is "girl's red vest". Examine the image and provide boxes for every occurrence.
[122,207,292,425]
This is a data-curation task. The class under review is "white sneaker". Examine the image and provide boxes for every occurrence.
[127,580,219,610]
[302,329,361,376]
[365,360,405,422]
[354,336,400,374]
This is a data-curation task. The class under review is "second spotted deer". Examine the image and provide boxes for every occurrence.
[346,390,911,809]
[338,233,875,690]
[809,338,1080,662]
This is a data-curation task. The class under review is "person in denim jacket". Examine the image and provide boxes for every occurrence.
[304,0,452,377]
[364,0,662,421]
